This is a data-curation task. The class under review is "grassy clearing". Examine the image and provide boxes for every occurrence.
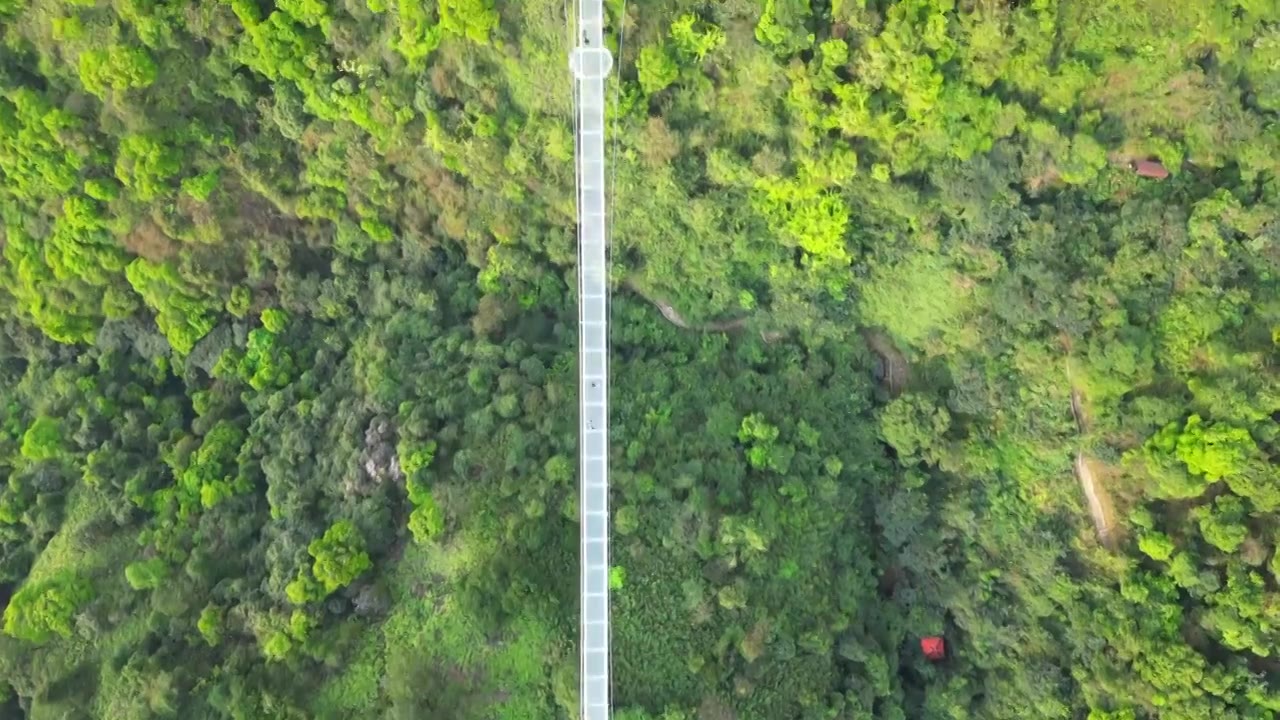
[613,544,717,713]
[11,482,151,718]
[314,626,386,716]
[312,536,561,718]
[25,482,130,585]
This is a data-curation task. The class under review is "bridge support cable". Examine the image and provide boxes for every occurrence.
[570,4,613,719]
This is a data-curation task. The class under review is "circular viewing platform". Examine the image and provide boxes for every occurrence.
[570,47,613,79]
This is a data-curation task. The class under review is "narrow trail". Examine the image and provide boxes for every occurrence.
[1070,384,1117,547]
[640,292,911,388]
[648,297,748,333]
[1074,453,1114,545]
[625,281,753,333]
[865,330,910,396]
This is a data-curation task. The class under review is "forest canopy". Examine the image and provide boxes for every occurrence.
[0,0,1278,718]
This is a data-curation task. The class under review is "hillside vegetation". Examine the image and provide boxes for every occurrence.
[0,0,1278,718]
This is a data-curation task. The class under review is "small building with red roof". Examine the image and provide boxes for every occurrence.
[1133,160,1170,179]
[921,636,946,661]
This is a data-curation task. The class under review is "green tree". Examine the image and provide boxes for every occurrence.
[859,253,972,349]
[263,630,292,661]
[198,605,224,647]
[286,571,323,605]
[308,520,372,595]
[1197,495,1249,554]
[226,286,252,318]
[125,259,218,354]
[669,15,725,61]
[437,0,497,43]
[115,134,181,202]
[124,558,168,590]
[260,307,289,333]
[408,494,444,544]
[1138,532,1176,562]
[20,417,63,462]
[1176,416,1256,482]
[399,441,438,478]
[78,46,158,97]
[878,394,951,462]
[3,573,93,643]
[637,45,679,95]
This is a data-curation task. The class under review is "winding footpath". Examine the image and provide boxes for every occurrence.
[1070,386,1116,546]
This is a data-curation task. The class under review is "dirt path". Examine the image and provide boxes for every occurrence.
[1069,381,1118,547]
[642,292,913,390]
[623,280,758,335]
[648,297,748,333]
[865,331,910,396]
[1074,452,1115,546]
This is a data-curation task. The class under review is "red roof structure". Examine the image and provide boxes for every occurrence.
[921,636,946,661]
[1133,160,1170,179]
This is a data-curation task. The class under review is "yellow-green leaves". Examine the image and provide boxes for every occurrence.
[3,573,93,644]
[1157,290,1245,376]
[238,327,297,390]
[859,253,972,350]
[878,394,951,463]
[20,417,63,462]
[637,44,679,95]
[277,0,329,28]
[78,46,157,98]
[438,0,497,44]
[394,1,442,64]
[124,557,168,590]
[752,176,851,264]
[1058,132,1108,185]
[308,520,372,595]
[407,494,444,544]
[635,15,727,97]
[115,134,180,202]
[1138,532,1176,562]
[1196,495,1249,554]
[755,0,813,55]
[1136,415,1277,509]
[402,442,445,544]
[260,307,289,333]
[670,14,725,61]
[125,258,218,355]
[262,630,292,660]
[737,413,793,473]
[0,89,82,204]
[1175,416,1257,484]
[180,420,246,514]
[197,605,224,646]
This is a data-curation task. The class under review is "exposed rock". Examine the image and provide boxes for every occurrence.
[343,416,403,498]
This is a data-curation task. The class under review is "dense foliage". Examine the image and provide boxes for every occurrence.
[0,0,1277,718]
